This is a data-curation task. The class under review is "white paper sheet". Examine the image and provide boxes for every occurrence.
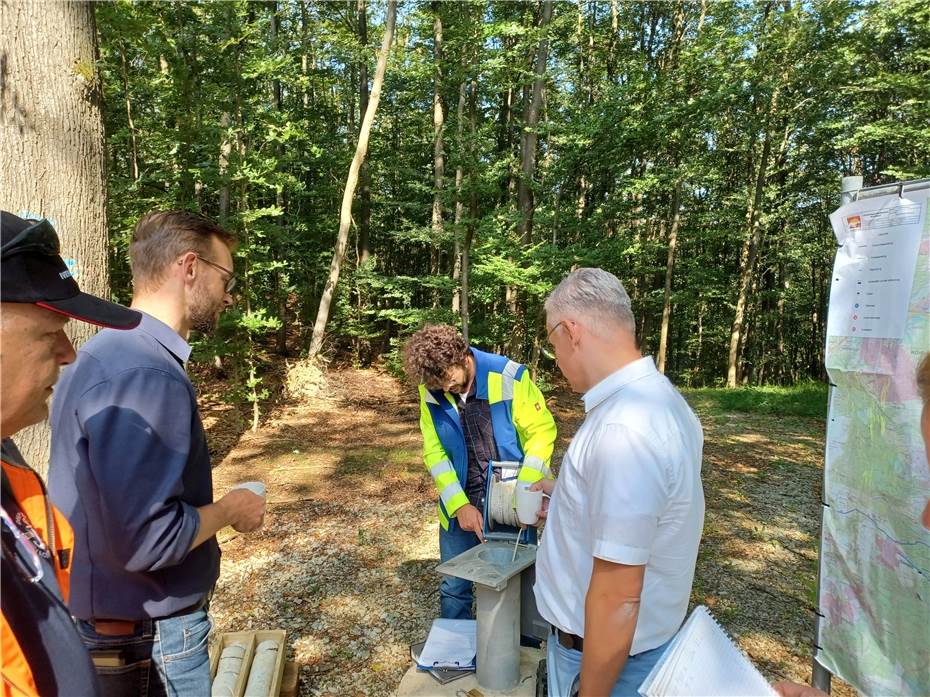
[826,190,926,341]
[417,618,477,669]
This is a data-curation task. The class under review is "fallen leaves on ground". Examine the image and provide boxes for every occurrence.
[203,367,852,696]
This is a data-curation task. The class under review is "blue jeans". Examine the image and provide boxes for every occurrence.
[438,522,481,619]
[76,609,213,697]
[546,627,672,697]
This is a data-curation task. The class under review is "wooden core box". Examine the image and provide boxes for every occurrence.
[209,629,287,697]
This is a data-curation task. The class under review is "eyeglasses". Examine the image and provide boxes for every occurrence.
[1,218,61,260]
[196,255,237,293]
[541,321,565,360]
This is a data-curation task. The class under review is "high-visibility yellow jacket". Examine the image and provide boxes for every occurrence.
[417,347,557,530]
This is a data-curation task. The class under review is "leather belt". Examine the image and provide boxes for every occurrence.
[91,619,139,636]
[91,596,209,637]
[553,625,584,652]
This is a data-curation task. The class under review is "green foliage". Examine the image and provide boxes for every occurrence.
[96,0,929,400]
[683,382,829,419]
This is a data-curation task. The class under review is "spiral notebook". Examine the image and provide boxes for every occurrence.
[638,605,779,697]
[410,642,472,684]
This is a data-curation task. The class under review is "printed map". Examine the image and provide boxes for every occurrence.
[819,189,930,695]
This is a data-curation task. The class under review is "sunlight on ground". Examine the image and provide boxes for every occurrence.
[204,369,853,696]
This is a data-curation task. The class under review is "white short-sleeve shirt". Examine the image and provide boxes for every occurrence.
[534,356,705,655]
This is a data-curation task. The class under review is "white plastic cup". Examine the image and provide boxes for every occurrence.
[515,482,544,526]
[234,481,266,498]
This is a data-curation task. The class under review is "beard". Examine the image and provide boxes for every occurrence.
[448,380,469,394]
[188,284,224,334]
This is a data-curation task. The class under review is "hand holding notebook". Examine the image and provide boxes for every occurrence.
[638,605,779,697]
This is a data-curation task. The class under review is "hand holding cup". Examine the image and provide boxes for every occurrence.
[515,481,546,526]
[528,479,554,521]
[226,481,267,532]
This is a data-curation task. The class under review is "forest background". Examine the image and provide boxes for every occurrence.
[11,0,930,421]
[3,3,928,692]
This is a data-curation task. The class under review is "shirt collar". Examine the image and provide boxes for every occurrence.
[582,356,658,413]
[137,311,192,365]
[457,374,478,405]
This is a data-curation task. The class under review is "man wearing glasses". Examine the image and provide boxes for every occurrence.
[402,324,557,619]
[1,211,142,696]
[531,268,704,697]
[47,211,265,697]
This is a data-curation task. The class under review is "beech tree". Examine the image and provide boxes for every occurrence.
[72,0,928,402]
[1,0,110,475]
[307,0,396,360]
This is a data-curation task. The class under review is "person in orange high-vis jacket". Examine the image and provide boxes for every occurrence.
[2,449,78,697]
[1,212,141,696]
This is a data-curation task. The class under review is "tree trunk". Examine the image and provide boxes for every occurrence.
[695,301,705,386]
[726,85,780,387]
[118,41,140,180]
[451,78,466,315]
[172,4,196,205]
[585,0,596,103]
[0,0,109,476]
[431,2,445,244]
[271,3,288,356]
[507,0,554,356]
[218,112,232,224]
[657,181,683,374]
[575,173,589,220]
[307,0,395,360]
[462,70,479,343]
[430,2,445,309]
[300,1,311,110]
[607,0,619,81]
[575,0,585,85]
[357,0,372,265]
[496,34,515,207]
[516,0,553,244]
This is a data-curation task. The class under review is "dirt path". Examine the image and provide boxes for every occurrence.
[205,368,851,696]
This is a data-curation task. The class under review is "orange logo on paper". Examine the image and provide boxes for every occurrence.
[847,215,862,230]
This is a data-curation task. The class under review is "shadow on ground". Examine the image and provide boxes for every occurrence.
[207,367,852,696]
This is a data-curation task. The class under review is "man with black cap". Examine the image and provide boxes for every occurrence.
[1,211,142,697]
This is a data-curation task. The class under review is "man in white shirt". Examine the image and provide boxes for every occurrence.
[532,267,705,697]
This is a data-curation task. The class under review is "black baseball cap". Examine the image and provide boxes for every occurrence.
[1,211,141,330]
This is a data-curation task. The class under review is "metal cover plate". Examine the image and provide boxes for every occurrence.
[435,541,537,591]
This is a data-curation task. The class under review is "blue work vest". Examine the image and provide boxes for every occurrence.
[424,348,526,527]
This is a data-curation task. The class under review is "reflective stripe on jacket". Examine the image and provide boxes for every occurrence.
[2,459,74,697]
[417,347,557,530]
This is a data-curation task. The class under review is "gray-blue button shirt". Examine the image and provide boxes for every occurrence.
[49,311,220,621]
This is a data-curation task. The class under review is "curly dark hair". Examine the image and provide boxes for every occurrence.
[918,352,930,405]
[403,324,469,387]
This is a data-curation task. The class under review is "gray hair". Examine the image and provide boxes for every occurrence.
[544,268,635,334]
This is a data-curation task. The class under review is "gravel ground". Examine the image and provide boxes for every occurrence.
[208,368,444,696]
[203,367,851,696]
[211,498,438,695]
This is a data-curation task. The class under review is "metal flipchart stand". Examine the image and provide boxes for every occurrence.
[435,461,548,692]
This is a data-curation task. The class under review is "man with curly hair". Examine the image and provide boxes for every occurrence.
[404,324,557,619]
